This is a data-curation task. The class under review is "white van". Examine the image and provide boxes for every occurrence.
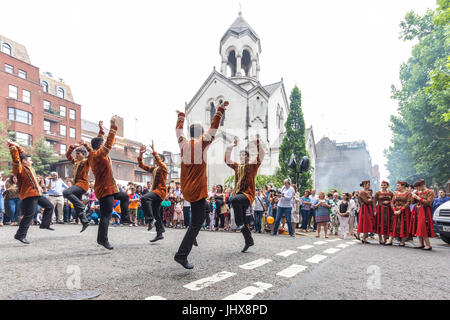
[433,200,450,244]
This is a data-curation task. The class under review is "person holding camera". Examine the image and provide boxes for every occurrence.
[272,179,296,237]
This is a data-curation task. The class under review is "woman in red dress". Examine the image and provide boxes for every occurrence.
[357,180,375,244]
[374,181,393,245]
[386,181,411,246]
[410,179,435,250]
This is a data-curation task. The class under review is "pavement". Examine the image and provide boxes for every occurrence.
[0,223,449,300]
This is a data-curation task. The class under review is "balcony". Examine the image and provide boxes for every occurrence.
[44,131,64,142]
[44,108,65,120]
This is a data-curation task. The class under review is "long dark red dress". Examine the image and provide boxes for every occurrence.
[390,191,411,237]
[410,189,435,238]
[374,190,393,236]
[357,190,375,234]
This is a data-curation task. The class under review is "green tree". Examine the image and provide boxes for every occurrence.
[278,85,312,193]
[386,0,450,187]
[28,138,59,176]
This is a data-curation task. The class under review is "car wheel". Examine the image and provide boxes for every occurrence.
[441,234,450,244]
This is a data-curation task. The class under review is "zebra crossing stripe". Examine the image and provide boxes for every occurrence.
[222,282,273,300]
[336,244,350,248]
[145,296,166,300]
[183,271,236,291]
[306,254,327,264]
[323,248,341,254]
[353,239,360,242]
[276,264,308,278]
[314,241,328,245]
[276,250,297,257]
[346,241,357,245]
[326,239,341,242]
[297,245,314,250]
[239,258,272,270]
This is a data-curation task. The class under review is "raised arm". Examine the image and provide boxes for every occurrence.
[150,141,168,173]
[7,140,22,175]
[203,101,228,147]
[137,144,155,172]
[99,117,118,157]
[224,138,238,170]
[97,120,105,138]
[175,110,187,149]
[254,134,265,165]
[66,144,77,164]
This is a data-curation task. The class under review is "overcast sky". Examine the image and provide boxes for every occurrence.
[1,0,437,180]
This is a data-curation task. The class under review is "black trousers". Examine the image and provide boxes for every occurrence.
[63,185,88,224]
[16,196,53,239]
[175,199,206,259]
[231,193,253,245]
[183,206,191,227]
[141,191,164,234]
[97,192,130,243]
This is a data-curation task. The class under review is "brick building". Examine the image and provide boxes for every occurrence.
[315,137,379,192]
[0,35,81,155]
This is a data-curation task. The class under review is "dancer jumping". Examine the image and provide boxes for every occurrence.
[7,140,54,244]
[225,135,265,252]
[173,101,228,269]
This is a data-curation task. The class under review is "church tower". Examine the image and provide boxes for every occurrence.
[219,11,261,82]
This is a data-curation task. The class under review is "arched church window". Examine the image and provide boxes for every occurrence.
[241,50,251,77]
[227,50,237,77]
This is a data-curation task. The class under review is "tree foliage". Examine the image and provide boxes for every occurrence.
[278,85,312,193]
[386,0,450,187]
[27,138,59,176]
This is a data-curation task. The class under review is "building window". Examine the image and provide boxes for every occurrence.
[69,127,76,138]
[44,100,50,110]
[18,69,27,79]
[14,132,33,146]
[60,144,67,155]
[8,85,18,99]
[57,87,65,99]
[44,120,51,132]
[69,109,76,120]
[22,89,31,104]
[41,81,49,93]
[44,140,52,147]
[8,108,33,125]
[4,64,13,74]
[60,124,66,136]
[2,43,12,55]
[59,106,66,117]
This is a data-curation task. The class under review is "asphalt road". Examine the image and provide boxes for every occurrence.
[0,224,448,300]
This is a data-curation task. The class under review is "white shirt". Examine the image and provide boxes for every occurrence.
[278,186,295,208]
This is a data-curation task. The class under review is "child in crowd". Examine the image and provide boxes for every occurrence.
[112,200,121,226]
[128,187,139,227]
[209,197,216,231]
[173,197,183,228]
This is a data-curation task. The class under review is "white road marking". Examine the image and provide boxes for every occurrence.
[323,248,341,254]
[306,254,328,264]
[183,271,236,291]
[346,241,357,245]
[336,244,350,248]
[222,282,272,300]
[353,240,360,242]
[276,250,297,257]
[297,245,314,250]
[276,264,308,278]
[314,241,328,245]
[326,239,341,242]
[145,296,166,300]
[239,258,272,270]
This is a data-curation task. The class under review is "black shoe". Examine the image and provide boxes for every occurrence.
[40,226,55,231]
[413,246,425,249]
[361,240,371,244]
[235,224,245,231]
[147,220,155,231]
[80,222,89,233]
[97,241,114,250]
[241,241,254,253]
[14,235,30,244]
[422,247,432,251]
[193,239,198,247]
[150,234,164,243]
[57,221,65,224]
[174,256,194,269]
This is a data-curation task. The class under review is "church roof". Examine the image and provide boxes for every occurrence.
[263,81,282,96]
[221,13,260,43]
